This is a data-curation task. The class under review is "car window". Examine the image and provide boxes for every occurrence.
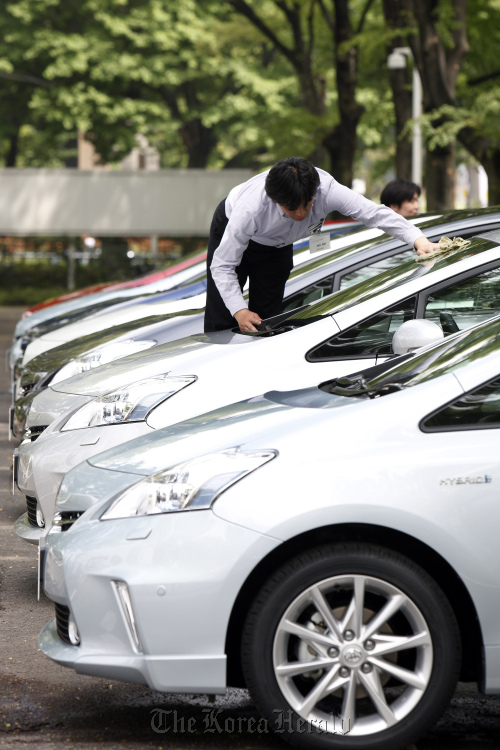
[423,266,500,334]
[281,275,335,313]
[307,296,417,361]
[339,249,416,290]
[422,375,500,431]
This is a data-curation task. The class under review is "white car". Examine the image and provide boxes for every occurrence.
[39,313,500,750]
[11,215,438,434]
[14,228,500,543]
[12,259,209,341]
[17,215,442,368]
[14,210,478,433]
[13,222,351,349]
[10,224,425,437]
[9,260,210,370]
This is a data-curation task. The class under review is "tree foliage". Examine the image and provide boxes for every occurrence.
[0,0,294,168]
[2,0,500,206]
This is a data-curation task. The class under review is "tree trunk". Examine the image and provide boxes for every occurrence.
[323,119,359,188]
[482,152,500,206]
[425,142,456,211]
[161,81,217,168]
[391,72,413,181]
[382,0,413,180]
[179,118,217,169]
[228,0,370,185]
[321,0,364,187]
[5,129,19,167]
[408,0,468,208]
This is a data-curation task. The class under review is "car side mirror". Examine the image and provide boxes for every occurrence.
[392,319,444,355]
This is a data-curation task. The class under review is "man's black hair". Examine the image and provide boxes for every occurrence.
[265,157,320,211]
[380,179,421,208]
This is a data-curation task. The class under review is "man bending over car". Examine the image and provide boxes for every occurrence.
[204,157,437,333]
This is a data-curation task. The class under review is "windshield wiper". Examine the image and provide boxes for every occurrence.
[236,323,298,337]
[324,374,406,399]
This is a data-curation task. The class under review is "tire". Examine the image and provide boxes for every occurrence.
[241,543,461,750]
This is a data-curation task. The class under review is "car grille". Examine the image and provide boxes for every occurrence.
[55,603,73,645]
[59,511,84,532]
[24,426,47,442]
[26,496,39,527]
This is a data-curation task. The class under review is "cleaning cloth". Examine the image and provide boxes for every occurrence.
[415,235,471,262]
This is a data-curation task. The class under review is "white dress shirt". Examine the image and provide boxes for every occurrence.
[211,167,424,316]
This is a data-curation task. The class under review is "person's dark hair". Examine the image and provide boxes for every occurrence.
[380,179,421,208]
[265,157,320,210]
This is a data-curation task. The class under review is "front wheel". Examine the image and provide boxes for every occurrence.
[241,543,461,750]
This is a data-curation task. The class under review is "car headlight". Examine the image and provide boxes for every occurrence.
[61,373,196,431]
[100,448,277,519]
[50,339,156,385]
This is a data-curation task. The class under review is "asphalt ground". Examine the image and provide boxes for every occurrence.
[1,306,500,750]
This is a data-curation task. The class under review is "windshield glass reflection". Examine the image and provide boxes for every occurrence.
[284,236,497,326]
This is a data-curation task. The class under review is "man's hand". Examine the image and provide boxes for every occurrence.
[234,308,262,332]
[414,237,440,256]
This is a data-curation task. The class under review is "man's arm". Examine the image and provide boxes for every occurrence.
[324,180,429,249]
[210,209,262,330]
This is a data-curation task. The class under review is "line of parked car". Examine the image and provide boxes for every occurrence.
[9,209,500,750]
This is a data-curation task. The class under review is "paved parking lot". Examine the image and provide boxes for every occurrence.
[1,306,500,749]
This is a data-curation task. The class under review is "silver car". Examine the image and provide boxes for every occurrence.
[13,208,500,413]
[40,313,500,750]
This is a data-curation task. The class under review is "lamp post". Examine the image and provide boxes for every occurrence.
[387,46,422,187]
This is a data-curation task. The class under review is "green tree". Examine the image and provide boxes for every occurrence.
[452,0,500,205]
[397,0,500,206]
[0,0,293,169]
[0,0,59,166]
[226,0,378,187]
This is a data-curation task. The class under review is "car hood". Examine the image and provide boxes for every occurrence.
[44,315,341,404]
[21,292,208,364]
[86,386,356,474]
[47,327,262,396]
[21,307,206,380]
[57,372,459,516]
[56,386,373,513]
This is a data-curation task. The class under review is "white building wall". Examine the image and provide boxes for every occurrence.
[0,169,252,236]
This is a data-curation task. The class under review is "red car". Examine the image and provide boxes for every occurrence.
[22,251,207,318]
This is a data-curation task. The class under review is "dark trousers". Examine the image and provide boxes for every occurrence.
[204,199,293,332]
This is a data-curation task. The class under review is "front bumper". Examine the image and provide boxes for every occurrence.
[39,618,226,691]
[14,511,43,545]
[40,509,280,693]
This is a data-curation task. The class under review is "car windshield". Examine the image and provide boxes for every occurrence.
[262,231,500,333]
[319,314,500,400]
[288,208,500,284]
[288,212,451,282]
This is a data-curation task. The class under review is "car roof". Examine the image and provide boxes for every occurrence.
[287,208,500,292]
[284,229,500,324]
